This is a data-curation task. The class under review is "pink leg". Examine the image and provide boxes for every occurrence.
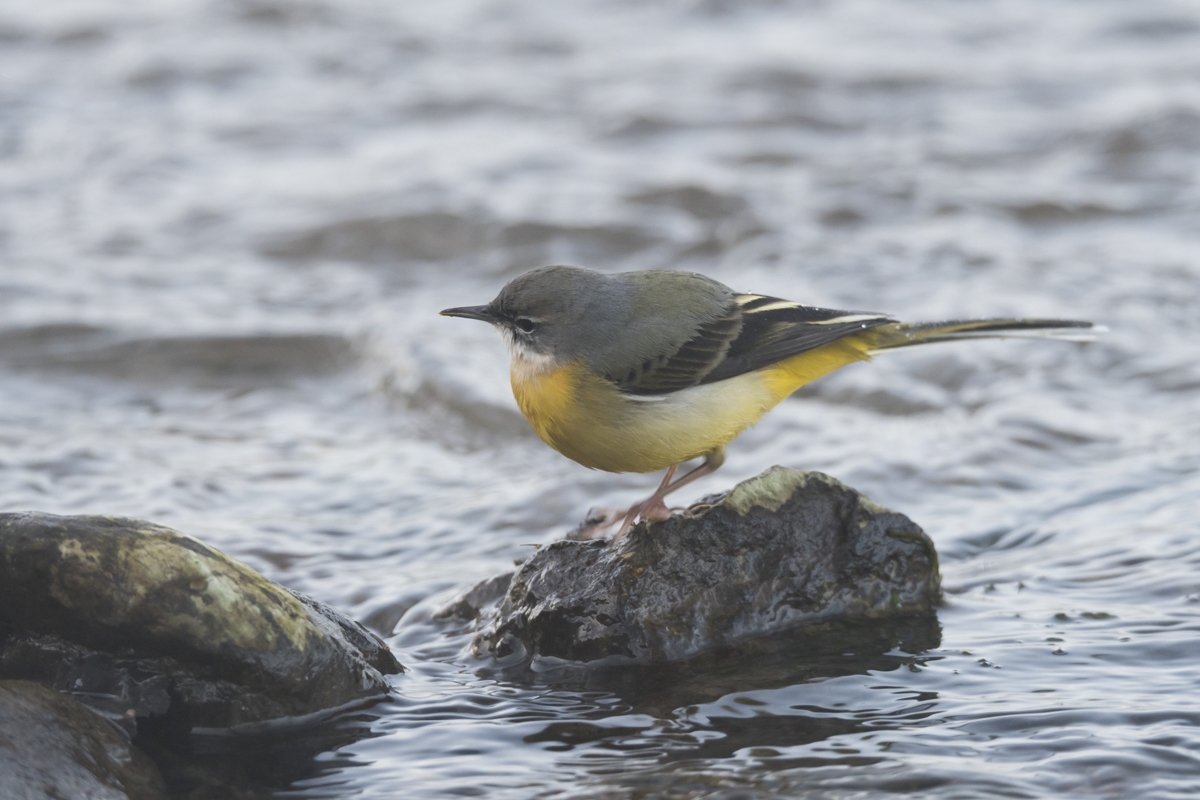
[634,464,679,520]
[611,464,676,535]
[576,465,676,540]
[613,448,726,541]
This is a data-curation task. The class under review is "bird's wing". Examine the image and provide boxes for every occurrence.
[612,294,894,395]
[608,304,743,395]
[700,294,894,384]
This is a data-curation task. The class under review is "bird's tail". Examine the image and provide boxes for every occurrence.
[861,318,1101,354]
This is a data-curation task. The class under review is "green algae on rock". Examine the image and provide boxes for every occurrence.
[471,467,942,666]
[0,512,402,730]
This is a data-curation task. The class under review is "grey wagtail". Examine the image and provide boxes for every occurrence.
[442,265,1095,539]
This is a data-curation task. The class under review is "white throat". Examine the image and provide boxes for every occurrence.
[498,325,558,380]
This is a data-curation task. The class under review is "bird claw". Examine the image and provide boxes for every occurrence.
[638,499,673,521]
[568,498,678,543]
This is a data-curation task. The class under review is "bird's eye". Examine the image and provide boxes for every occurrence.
[514,318,536,333]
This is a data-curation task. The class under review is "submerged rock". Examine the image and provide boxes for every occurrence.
[470,468,941,666]
[0,680,168,800]
[0,512,402,732]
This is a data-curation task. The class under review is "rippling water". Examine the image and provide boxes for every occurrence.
[3,0,1200,797]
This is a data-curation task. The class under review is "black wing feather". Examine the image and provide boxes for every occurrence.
[611,308,743,394]
[702,299,893,384]
[613,293,893,395]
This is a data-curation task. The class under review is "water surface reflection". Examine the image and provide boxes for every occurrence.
[2,0,1199,796]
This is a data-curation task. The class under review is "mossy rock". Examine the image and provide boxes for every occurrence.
[472,467,942,666]
[0,512,401,730]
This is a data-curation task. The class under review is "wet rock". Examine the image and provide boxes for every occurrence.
[0,512,402,732]
[471,468,941,666]
[434,573,515,626]
[0,680,168,800]
[557,616,942,712]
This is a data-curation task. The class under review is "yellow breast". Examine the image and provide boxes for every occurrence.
[509,359,582,454]
[510,336,872,474]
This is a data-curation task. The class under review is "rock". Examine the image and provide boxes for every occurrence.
[563,616,943,712]
[0,512,402,732]
[471,468,941,666]
[0,680,168,800]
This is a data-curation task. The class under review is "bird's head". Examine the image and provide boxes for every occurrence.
[441,265,620,368]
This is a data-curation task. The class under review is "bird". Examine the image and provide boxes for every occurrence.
[441,265,1095,540]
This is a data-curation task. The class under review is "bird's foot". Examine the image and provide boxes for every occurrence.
[569,497,675,541]
[637,498,673,521]
[611,496,676,541]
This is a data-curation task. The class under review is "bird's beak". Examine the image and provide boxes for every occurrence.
[439,305,495,323]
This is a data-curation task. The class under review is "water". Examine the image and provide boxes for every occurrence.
[2,0,1200,796]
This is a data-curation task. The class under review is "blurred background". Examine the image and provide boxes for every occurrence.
[2,0,1200,797]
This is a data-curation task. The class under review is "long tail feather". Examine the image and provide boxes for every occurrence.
[863,318,1100,353]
